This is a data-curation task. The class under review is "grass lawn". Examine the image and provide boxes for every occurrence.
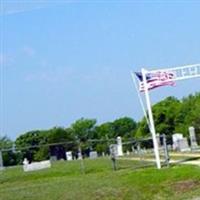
[0,158,200,200]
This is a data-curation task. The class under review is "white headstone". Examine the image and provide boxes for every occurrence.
[137,143,141,154]
[66,151,73,161]
[23,158,29,165]
[23,160,51,172]
[178,138,190,152]
[172,133,183,150]
[117,136,123,156]
[156,133,160,147]
[89,151,98,159]
[189,126,198,148]
[78,152,82,160]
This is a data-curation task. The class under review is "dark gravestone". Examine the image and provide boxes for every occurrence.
[49,145,66,160]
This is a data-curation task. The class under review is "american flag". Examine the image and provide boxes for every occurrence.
[135,71,175,91]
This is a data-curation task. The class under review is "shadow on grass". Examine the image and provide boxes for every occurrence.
[116,159,155,171]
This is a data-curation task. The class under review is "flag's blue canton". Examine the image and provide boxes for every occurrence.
[135,72,143,81]
[135,72,154,82]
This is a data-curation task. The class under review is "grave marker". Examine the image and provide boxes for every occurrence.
[189,126,198,149]
[89,151,98,159]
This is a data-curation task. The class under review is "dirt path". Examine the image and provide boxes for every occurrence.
[119,153,200,166]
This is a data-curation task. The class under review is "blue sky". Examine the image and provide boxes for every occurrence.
[1,1,200,139]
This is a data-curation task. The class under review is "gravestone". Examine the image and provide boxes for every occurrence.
[66,151,73,161]
[23,159,51,172]
[177,138,190,152]
[50,156,57,162]
[137,143,141,154]
[78,152,82,160]
[89,151,98,159]
[23,158,29,165]
[117,136,123,156]
[156,133,161,147]
[109,144,118,170]
[172,133,183,150]
[167,144,172,151]
[109,144,118,158]
[173,133,190,151]
[189,126,198,149]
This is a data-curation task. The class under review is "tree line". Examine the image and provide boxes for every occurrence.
[0,92,199,166]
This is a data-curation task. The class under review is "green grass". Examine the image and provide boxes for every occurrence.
[0,158,200,200]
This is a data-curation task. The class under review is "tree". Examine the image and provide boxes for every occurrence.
[93,122,114,154]
[95,122,114,139]
[71,118,97,142]
[136,94,200,141]
[136,96,181,137]
[0,136,13,149]
[70,118,97,157]
[15,130,47,162]
[47,127,74,143]
[112,117,137,138]
[15,127,76,161]
[175,93,200,137]
[153,96,181,136]
[0,136,20,166]
[47,127,75,160]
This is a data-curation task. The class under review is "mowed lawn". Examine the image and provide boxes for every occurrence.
[0,158,200,200]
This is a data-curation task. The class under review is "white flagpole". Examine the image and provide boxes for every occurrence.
[142,68,161,169]
[130,72,150,128]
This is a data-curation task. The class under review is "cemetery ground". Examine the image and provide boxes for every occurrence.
[0,158,200,200]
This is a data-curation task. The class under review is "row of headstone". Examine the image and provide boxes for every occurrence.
[49,130,199,163]
[172,126,198,152]
[109,136,124,157]
[60,136,124,161]
[65,151,99,160]
[63,137,123,160]
[51,136,125,162]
